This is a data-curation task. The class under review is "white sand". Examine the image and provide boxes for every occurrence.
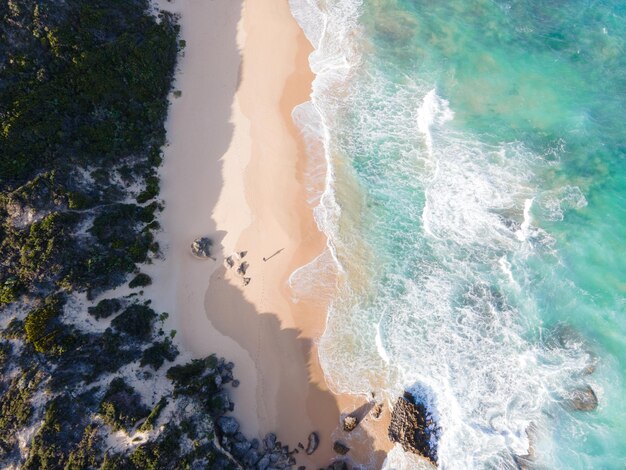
[149,0,391,467]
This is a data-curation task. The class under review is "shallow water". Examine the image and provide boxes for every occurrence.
[290,0,626,467]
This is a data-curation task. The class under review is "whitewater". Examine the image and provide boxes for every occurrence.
[290,0,626,468]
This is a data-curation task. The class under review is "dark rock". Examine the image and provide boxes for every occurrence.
[333,441,349,455]
[329,461,349,470]
[217,416,239,435]
[513,423,537,470]
[257,454,270,470]
[240,251,248,258]
[243,449,260,467]
[388,393,438,463]
[214,390,232,411]
[251,438,260,449]
[264,432,277,450]
[243,277,251,286]
[191,237,213,258]
[305,432,319,455]
[342,415,357,432]
[234,432,247,442]
[567,385,598,411]
[238,261,249,275]
[232,440,251,457]
[372,403,383,419]
[297,442,304,449]
[232,379,240,388]
[225,256,235,268]
[298,466,306,470]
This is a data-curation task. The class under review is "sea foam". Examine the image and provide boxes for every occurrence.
[288,1,594,468]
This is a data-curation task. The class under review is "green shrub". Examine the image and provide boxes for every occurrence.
[129,273,152,289]
[167,356,219,396]
[66,191,93,210]
[139,397,168,432]
[99,378,149,431]
[0,277,23,305]
[64,424,101,470]
[129,423,182,470]
[111,304,156,340]
[0,341,12,368]
[24,295,75,355]
[136,175,159,203]
[1,318,24,340]
[0,369,42,452]
[88,298,122,319]
[141,339,179,370]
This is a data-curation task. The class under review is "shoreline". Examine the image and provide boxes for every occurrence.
[152,0,391,467]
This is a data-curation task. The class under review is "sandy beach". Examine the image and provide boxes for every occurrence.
[150,0,391,467]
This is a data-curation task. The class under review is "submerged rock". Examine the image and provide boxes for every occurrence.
[333,441,350,455]
[191,237,213,258]
[388,392,438,463]
[305,432,319,455]
[513,422,537,469]
[567,385,598,411]
[343,415,358,432]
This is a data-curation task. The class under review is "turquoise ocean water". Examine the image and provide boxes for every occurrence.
[290,0,626,468]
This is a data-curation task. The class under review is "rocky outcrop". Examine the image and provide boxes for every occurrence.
[191,237,213,259]
[324,461,350,470]
[513,422,537,470]
[342,415,357,432]
[306,432,319,455]
[333,441,350,455]
[566,385,598,411]
[388,392,439,463]
[237,261,249,276]
[217,417,239,435]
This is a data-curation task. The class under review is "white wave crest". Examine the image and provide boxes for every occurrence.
[537,185,588,221]
[288,2,591,469]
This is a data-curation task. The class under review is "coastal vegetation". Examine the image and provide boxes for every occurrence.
[0,1,283,468]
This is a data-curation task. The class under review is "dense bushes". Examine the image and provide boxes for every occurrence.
[0,1,248,468]
[99,378,149,431]
[88,298,123,319]
[111,304,156,340]
[129,273,152,288]
[141,338,179,370]
[0,370,42,459]
[23,295,76,355]
[0,0,179,187]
